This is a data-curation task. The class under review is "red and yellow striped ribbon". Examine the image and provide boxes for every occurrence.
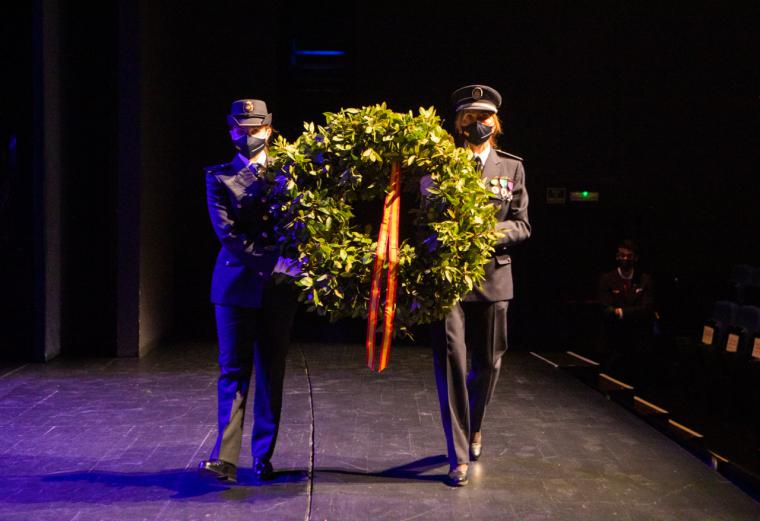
[366,161,401,372]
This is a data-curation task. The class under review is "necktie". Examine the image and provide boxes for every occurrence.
[474,156,483,172]
[248,162,265,178]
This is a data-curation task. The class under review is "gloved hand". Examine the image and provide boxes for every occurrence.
[419,174,434,196]
[273,256,302,277]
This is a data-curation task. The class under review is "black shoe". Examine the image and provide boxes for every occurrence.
[253,458,274,481]
[470,441,482,461]
[198,459,237,483]
[446,466,469,487]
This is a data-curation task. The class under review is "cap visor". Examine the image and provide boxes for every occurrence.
[234,116,267,126]
[456,101,498,113]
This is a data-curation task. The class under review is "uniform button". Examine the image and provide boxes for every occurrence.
[225,260,231,266]
[261,232,268,238]
[262,215,269,221]
[258,272,264,276]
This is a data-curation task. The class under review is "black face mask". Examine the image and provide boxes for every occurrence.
[234,134,267,159]
[616,257,635,271]
[462,121,494,145]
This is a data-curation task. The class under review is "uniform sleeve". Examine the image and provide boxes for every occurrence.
[206,172,268,268]
[495,161,531,247]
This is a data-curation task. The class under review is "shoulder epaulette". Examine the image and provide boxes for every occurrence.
[204,162,231,175]
[494,149,523,162]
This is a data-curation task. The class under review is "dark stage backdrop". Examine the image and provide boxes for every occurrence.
[2,2,758,359]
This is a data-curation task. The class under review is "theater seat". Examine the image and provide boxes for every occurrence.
[701,300,738,349]
[730,305,760,357]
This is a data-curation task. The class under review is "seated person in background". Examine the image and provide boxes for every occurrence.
[597,239,655,383]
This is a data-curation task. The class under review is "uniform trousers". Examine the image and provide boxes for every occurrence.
[432,300,509,466]
[210,281,298,465]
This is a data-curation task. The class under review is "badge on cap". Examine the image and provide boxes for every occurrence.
[472,87,483,100]
[244,101,254,113]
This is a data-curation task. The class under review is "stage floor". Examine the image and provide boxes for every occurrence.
[1,342,759,520]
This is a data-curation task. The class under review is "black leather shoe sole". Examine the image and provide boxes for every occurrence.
[446,468,469,487]
[198,459,237,483]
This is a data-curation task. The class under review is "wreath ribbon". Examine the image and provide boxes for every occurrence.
[366,161,401,372]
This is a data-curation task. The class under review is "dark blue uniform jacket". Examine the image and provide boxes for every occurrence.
[206,155,278,308]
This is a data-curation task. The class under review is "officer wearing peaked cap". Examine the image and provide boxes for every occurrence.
[199,99,300,484]
[430,85,531,486]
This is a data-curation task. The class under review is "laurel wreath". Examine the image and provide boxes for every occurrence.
[266,104,500,335]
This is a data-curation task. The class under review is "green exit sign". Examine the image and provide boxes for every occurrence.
[569,190,599,202]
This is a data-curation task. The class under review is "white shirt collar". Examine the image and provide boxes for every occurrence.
[473,144,491,166]
[237,152,267,169]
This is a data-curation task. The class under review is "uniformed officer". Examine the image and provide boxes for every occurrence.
[431,85,531,486]
[198,99,300,483]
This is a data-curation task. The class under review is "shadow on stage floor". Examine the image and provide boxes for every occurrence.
[1,341,759,520]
